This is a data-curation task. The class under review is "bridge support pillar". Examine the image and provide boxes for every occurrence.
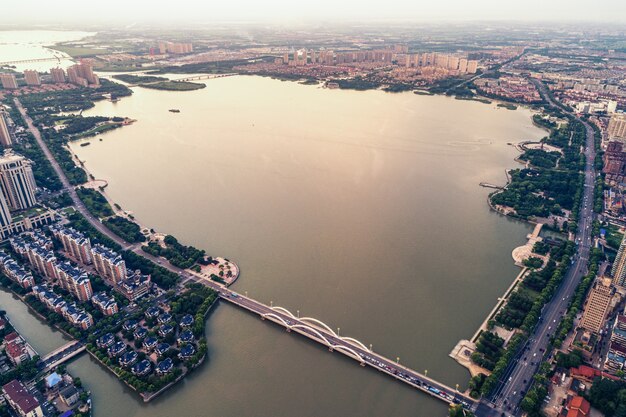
[261,316,265,320]
[328,347,333,352]
[360,362,365,367]
[286,328,291,333]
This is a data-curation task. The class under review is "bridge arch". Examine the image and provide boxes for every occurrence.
[340,337,370,352]
[262,313,292,328]
[333,345,365,363]
[271,306,297,318]
[290,324,333,347]
[299,317,339,337]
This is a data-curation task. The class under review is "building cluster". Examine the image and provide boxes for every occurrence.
[1,314,88,417]
[0,61,99,99]
[473,76,541,103]
[32,284,94,330]
[0,224,150,330]
[51,225,151,301]
[94,306,197,381]
[158,41,193,54]
[278,48,479,75]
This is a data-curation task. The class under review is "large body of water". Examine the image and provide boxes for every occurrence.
[1,31,547,417]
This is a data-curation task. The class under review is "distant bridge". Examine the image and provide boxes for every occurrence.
[0,57,66,66]
[38,340,86,372]
[172,73,237,82]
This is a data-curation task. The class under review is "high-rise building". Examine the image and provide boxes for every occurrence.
[0,111,12,147]
[612,235,626,287]
[91,244,127,284]
[50,225,92,265]
[0,73,18,90]
[467,60,479,74]
[23,70,41,86]
[0,150,37,211]
[447,56,460,71]
[50,67,66,83]
[608,114,626,142]
[458,58,468,73]
[66,62,98,87]
[0,192,11,227]
[55,261,93,302]
[580,277,615,333]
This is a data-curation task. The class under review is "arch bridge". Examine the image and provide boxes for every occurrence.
[219,294,477,412]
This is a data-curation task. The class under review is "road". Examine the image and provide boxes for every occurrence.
[15,98,478,412]
[475,80,597,417]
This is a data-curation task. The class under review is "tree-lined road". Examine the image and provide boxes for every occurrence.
[475,80,597,417]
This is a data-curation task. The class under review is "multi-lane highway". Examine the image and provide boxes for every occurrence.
[475,80,597,417]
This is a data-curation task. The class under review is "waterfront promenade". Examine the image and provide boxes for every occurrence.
[15,97,478,412]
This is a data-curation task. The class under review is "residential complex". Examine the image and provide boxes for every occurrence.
[158,41,193,54]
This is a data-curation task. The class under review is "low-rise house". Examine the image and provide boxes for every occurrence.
[59,384,79,407]
[156,343,170,357]
[5,340,30,365]
[133,327,148,340]
[143,337,158,351]
[559,395,590,417]
[44,373,62,391]
[108,341,126,357]
[119,351,138,368]
[131,359,151,377]
[180,314,194,328]
[156,357,173,375]
[158,313,172,324]
[145,307,160,319]
[178,344,196,360]
[177,329,194,345]
[158,324,174,338]
[91,292,118,316]
[122,319,138,331]
[2,379,43,417]
[96,333,115,349]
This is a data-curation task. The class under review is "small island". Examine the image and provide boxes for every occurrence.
[112,74,206,91]
[141,81,206,91]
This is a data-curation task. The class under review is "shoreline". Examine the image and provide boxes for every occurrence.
[450,115,549,378]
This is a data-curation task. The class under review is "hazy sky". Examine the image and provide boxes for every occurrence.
[4,0,626,24]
